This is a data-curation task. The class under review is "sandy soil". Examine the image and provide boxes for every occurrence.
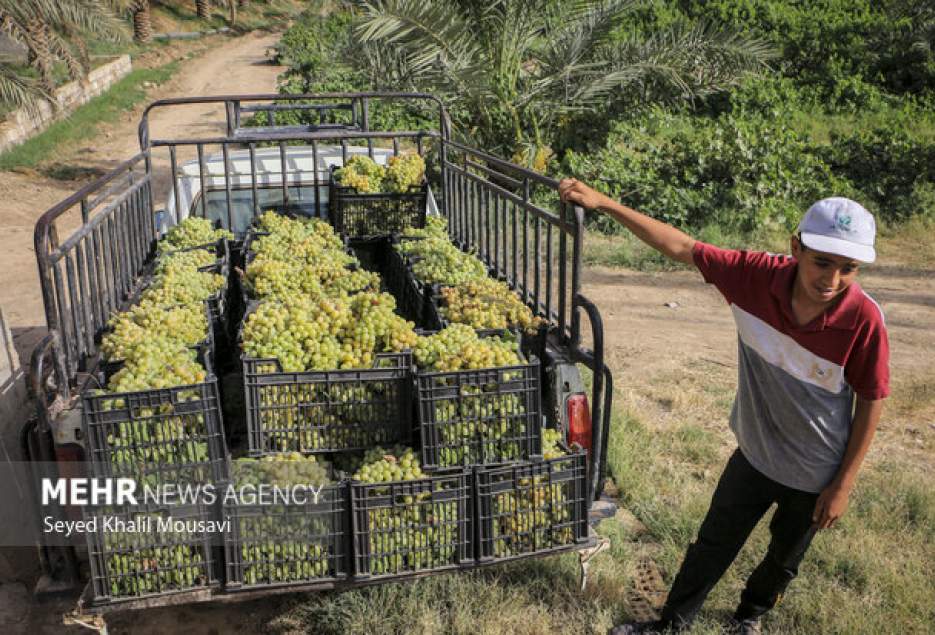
[1,24,932,635]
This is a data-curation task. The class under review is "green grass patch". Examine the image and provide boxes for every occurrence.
[601,401,935,634]
[0,62,179,171]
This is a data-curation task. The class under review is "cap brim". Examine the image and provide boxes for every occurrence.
[801,232,875,263]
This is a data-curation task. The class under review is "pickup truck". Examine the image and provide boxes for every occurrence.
[25,93,614,627]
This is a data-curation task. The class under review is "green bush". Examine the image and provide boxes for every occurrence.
[676,0,935,103]
[563,107,850,235]
[825,124,935,221]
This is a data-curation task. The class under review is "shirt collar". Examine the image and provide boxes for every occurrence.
[769,257,862,331]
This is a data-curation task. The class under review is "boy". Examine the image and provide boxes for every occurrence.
[557,179,889,635]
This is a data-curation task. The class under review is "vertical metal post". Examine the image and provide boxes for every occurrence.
[522,179,529,304]
[571,206,584,348]
[558,202,567,339]
[249,143,259,220]
[169,146,181,226]
[279,142,289,206]
[312,140,320,217]
[222,143,233,230]
[197,144,208,220]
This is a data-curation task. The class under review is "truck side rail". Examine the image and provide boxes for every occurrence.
[33,153,155,388]
[441,140,580,344]
[440,140,612,499]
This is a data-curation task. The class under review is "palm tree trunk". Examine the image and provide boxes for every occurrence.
[133,1,153,43]
[196,0,210,19]
[229,1,238,26]
[26,17,55,94]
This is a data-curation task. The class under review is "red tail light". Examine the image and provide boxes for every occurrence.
[566,393,592,454]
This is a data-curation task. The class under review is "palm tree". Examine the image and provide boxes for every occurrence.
[349,0,774,161]
[0,1,127,93]
[132,2,153,43]
[196,0,210,19]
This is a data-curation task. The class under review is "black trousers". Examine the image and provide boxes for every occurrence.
[660,449,819,628]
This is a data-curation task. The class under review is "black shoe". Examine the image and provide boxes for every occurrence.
[728,617,762,635]
[608,620,668,635]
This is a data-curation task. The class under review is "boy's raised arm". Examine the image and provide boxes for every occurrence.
[559,178,696,265]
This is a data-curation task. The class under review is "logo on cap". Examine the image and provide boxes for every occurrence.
[833,209,854,234]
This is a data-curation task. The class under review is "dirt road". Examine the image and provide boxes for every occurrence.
[0,29,285,366]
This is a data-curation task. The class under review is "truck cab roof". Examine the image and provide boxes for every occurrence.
[165,144,416,233]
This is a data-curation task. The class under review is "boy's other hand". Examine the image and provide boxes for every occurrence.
[559,178,608,210]
[812,483,851,529]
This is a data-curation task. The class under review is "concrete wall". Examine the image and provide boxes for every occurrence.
[0,54,132,155]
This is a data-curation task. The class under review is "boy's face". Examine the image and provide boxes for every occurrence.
[790,235,860,305]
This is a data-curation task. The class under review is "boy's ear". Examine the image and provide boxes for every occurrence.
[790,234,802,257]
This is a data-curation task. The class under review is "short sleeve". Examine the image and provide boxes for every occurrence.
[693,242,761,304]
[845,315,890,401]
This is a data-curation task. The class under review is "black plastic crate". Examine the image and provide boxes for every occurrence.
[243,352,413,455]
[329,167,427,239]
[476,447,588,562]
[82,355,228,489]
[85,503,220,605]
[350,471,473,578]
[415,356,543,470]
[383,244,429,324]
[223,482,350,589]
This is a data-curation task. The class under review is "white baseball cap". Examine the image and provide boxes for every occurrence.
[798,197,876,263]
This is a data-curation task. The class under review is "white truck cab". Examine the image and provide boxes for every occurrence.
[163,144,438,234]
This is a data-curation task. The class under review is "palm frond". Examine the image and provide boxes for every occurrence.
[352,0,480,77]
[591,19,776,103]
[0,64,51,118]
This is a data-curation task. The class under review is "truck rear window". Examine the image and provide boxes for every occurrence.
[195,186,326,233]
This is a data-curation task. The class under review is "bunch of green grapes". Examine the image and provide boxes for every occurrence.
[432,389,527,467]
[409,241,488,286]
[253,215,345,263]
[354,447,463,575]
[256,381,404,453]
[107,421,211,487]
[102,302,207,362]
[383,153,425,193]
[106,338,207,392]
[490,472,574,557]
[439,277,545,333]
[334,155,385,193]
[158,217,232,252]
[154,248,216,274]
[142,266,225,307]
[400,215,448,240]
[541,427,566,460]
[242,298,348,372]
[230,450,337,584]
[352,445,424,482]
[413,324,521,372]
[233,452,331,488]
[238,539,330,585]
[343,292,418,358]
[104,538,208,597]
